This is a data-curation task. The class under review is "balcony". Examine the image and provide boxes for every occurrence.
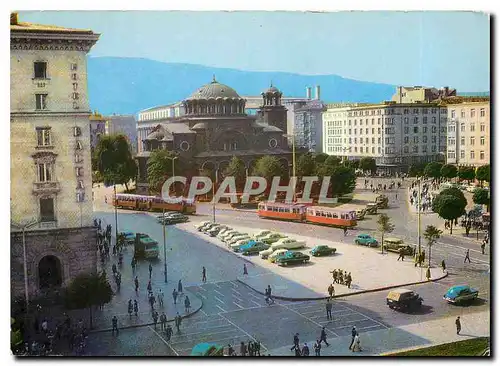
[33,181,61,195]
[32,78,51,88]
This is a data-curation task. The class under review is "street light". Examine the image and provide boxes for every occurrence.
[284,131,296,202]
[162,155,178,283]
[11,219,39,313]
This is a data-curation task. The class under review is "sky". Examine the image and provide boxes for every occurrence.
[18,11,490,91]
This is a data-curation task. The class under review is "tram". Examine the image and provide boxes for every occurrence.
[113,194,196,214]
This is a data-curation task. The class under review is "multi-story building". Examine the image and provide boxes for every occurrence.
[106,114,138,154]
[89,111,107,152]
[10,13,99,297]
[444,97,490,166]
[322,100,448,173]
[392,86,457,104]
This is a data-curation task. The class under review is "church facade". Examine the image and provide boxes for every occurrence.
[135,78,293,194]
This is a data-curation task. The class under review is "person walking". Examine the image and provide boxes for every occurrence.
[397,247,405,261]
[147,280,152,294]
[134,300,139,317]
[464,249,471,263]
[159,312,167,332]
[290,333,300,352]
[456,316,461,335]
[184,295,191,313]
[172,288,178,304]
[346,272,352,289]
[240,341,247,356]
[202,266,207,283]
[326,298,333,320]
[481,241,486,255]
[134,276,139,293]
[301,343,310,356]
[319,326,330,346]
[441,259,446,273]
[127,299,133,318]
[165,324,173,341]
[178,280,183,294]
[243,263,248,275]
[131,258,136,273]
[157,289,164,307]
[149,263,153,279]
[314,340,321,356]
[149,292,156,310]
[174,313,182,333]
[152,310,159,330]
[343,227,348,236]
[254,339,261,356]
[426,266,431,281]
[248,341,254,356]
[111,316,119,336]
[348,326,358,350]
[352,334,362,352]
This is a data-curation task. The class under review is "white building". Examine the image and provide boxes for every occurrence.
[10,13,99,296]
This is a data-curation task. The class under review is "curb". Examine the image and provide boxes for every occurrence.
[236,271,449,302]
[88,296,203,334]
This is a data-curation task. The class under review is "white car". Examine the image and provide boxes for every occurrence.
[195,221,212,231]
[228,235,251,245]
[207,225,228,236]
[216,227,232,238]
[270,238,306,250]
[230,237,253,249]
[218,229,237,240]
[268,249,290,262]
[254,230,273,239]
[224,232,246,243]
[260,247,287,259]
[202,222,220,232]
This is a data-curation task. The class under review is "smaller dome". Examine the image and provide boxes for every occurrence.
[191,122,207,130]
[265,82,280,94]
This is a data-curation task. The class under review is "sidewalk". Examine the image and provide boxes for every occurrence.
[268,310,490,356]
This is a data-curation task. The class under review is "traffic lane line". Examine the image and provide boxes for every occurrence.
[148,325,179,356]
[218,313,269,352]
[214,296,225,304]
[279,303,339,338]
[169,329,241,345]
[233,302,244,309]
[334,303,389,329]
[214,289,225,297]
[168,324,233,339]
[216,305,227,313]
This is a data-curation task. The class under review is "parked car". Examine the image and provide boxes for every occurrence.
[161,213,189,225]
[228,234,251,246]
[268,249,291,262]
[254,230,273,239]
[260,247,287,260]
[310,245,336,257]
[216,227,232,238]
[386,289,423,311]
[383,237,415,256]
[239,241,270,255]
[261,232,287,245]
[230,238,253,251]
[275,251,311,266]
[444,285,479,304]
[223,232,246,243]
[206,225,228,237]
[366,203,378,215]
[355,234,379,247]
[195,221,212,231]
[218,229,238,241]
[156,212,176,222]
[270,238,306,250]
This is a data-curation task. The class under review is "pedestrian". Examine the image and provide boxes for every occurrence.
[202,266,207,283]
[319,326,329,346]
[134,300,138,316]
[290,333,300,352]
[157,289,164,307]
[128,299,133,318]
[464,249,471,263]
[301,343,310,356]
[172,288,178,304]
[165,324,173,341]
[327,283,334,298]
[240,341,247,356]
[348,326,358,350]
[343,227,348,236]
[147,280,152,293]
[112,245,116,256]
[149,263,153,279]
[134,276,139,292]
[149,293,156,310]
[441,259,446,273]
[243,263,248,275]
[98,219,102,231]
[294,347,302,357]
[326,298,333,320]
[174,313,182,333]
[131,258,136,272]
[346,272,352,289]
[254,339,261,356]
[314,340,321,356]
[184,295,191,313]
[152,310,158,329]
[248,341,254,356]
[456,316,461,335]
[111,316,119,336]
[178,279,183,294]
[397,247,405,261]
[352,334,362,352]
[160,312,167,332]
[227,344,235,356]
[481,242,486,255]
[331,269,337,283]
[426,266,431,281]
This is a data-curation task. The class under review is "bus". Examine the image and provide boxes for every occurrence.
[113,194,196,214]
[134,233,159,259]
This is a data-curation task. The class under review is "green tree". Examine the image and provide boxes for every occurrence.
[440,164,457,180]
[147,150,177,194]
[343,159,359,169]
[94,134,137,191]
[359,157,377,175]
[458,166,475,182]
[316,155,342,177]
[440,187,467,209]
[329,166,357,197]
[64,272,113,329]
[296,153,316,178]
[424,162,443,180]
[377,213,395,254]
[473,188,490,211]
[408,163,426,177]
[475,164,490,187]
[252,156,286,188]
[313,153,329,165]
[432,195,466,234]
[224,156,247,191]
[423,225,442,267]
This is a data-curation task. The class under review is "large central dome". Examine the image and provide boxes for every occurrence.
[187,77,241,100]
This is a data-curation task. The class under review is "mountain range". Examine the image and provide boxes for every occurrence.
[86,57,488,116]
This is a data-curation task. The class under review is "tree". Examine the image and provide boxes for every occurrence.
[64,272,113,329]
[408,163,426,177]
[432,195,466,234]
[475,164,490,187]
[359,157,377,175]
[440,164,457,180]
[343,159,359,169]
[147,150,178,194]
[473,188,490,211]
[377,213,394,254]
[94,134,137,191]
[296,153,316,178]
[458,166,475,182]
[329,166,357,197]
[313,153,329,165]
[424,162,443,180]
[423,225,442,267]
[440,187,467,209]
[316,156,341,177]
[252,156,285,188]
[224,156,247,191]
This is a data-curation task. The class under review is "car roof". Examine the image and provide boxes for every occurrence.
[448,285,470,292]
[390,288,413,294]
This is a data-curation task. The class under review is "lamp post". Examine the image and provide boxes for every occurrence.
[284,131,297,202]
[162,155,178,284]
[11,219,39,316]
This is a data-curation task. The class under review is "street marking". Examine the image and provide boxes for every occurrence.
[216,304,227,313]
[231,288,241,295]
[198,286,207,292]
[214,289,225,297]
[229,281,239,288]
[301,309,324,315]
[279,303,339,337]
[357,324,384,331]
[232,294,243,302]
[200,309,208,316]
[148,326,179,356]
[233,302,244,309]
[247,292,262,300]
[170,329,237,345]
[214,296,225,304]
[214,283,222,289]
[198,293,207,300]
[250,299,262,307]
[335,303,389,329]
[168,324,232,339]
[218,313,268,352]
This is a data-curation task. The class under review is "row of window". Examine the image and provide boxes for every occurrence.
[37,162,84,183]
[33,61,78,79]
[36,127,83,147]
[449,123,487,132]
[346,108,443,118]
[451,136,487,146]
[35,92,80,110]
[448,150,486,160]
[450,108,487,119]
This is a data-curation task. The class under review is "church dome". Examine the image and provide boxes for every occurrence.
[266,85,280,93]
[187,77,241,100]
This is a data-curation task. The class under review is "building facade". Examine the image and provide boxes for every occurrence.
[89,112,107,152]
[106,114,138,154]
[135,79,293,194]
[392,86,457,104]
[10,13,99,297]
[322,101,448,172]
[444,97,490,166]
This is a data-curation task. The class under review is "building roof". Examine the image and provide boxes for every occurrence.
[187,77,241,100]
[11,21,96,35]
[438,96,490,105]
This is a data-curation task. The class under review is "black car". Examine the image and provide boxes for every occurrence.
[386,289,423,312]
[160,213,189,225]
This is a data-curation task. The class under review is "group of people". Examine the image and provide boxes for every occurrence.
[364,180,401,193]
[226,340,263,356]
[409,182,434,212]
[329,269,353,288]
